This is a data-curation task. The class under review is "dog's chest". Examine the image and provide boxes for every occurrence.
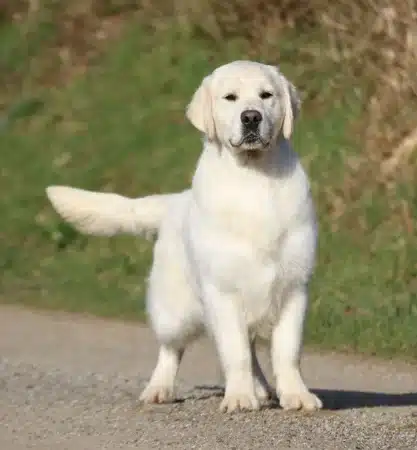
[198,163,292,252]
[191,155,305,287]
[189,149,313,333]
[218,195,279,248]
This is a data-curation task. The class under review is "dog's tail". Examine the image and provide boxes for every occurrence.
[46,185,174,237]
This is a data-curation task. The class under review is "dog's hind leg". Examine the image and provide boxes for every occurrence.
[140,345,185,404]
[139,228,204,404]
[140,325,203,404]
[251,340,274,404]
[140,308,203,405]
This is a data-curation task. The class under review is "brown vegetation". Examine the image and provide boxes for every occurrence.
[2,0,417,180]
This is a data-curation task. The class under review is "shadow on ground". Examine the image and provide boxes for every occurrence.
[188,386,417,411]
[313,389,417,410]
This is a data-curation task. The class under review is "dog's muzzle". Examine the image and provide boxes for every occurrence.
[230,109,269,150]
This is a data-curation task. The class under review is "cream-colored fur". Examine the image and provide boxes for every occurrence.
[46,61,322,413]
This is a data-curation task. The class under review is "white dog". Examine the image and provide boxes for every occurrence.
[46,61,323,413]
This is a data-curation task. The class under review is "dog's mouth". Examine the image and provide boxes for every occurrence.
[229,132,269,151]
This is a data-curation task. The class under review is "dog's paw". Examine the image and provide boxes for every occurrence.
[219,391,260,413]
[279,390,322,411]
[140,384,175,404]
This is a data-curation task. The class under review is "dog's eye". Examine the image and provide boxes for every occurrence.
[224,93,238,101]
[260,91,273,100]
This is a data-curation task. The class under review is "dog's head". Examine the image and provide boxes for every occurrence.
[186,61,300,154]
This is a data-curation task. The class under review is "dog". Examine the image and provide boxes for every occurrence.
[46,60,323,413]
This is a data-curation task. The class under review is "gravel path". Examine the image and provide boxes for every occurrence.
[0,305,416,449]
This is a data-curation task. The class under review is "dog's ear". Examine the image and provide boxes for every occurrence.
[186,76,216,140]
[272,67,301,140]
[281,75,301,139]
[282,76,301,139]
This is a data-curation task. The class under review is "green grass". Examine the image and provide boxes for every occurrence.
[1,18,416,359]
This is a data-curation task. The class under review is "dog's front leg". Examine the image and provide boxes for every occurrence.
[203,283,259,413]
[271,285,322,411]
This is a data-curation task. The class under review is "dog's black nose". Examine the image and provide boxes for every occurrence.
[241,110,262,127]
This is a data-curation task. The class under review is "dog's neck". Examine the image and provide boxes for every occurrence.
[237,149,266,165]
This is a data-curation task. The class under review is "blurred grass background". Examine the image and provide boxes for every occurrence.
[1,0,416,359]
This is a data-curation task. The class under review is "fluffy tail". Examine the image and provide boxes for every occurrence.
[46,185,173,237]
